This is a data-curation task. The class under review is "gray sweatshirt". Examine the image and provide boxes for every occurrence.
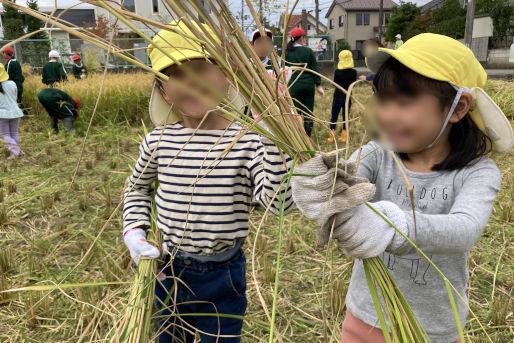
[346,141,501,343]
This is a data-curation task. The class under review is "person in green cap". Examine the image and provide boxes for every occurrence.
[2,46,24,105]
[71,54,87,79]
[37,87,79,134]
[42,50,67,86]
[285,27,324,137]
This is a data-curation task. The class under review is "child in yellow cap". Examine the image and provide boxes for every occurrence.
[122,20,293,343]
[0,63,23,159]
[328,50,357,143]
[292,33,513,343]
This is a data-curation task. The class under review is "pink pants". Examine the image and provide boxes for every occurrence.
[341,310,462,343]
[0,118,20,156]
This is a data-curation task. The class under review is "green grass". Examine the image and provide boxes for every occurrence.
[0,74,512,342]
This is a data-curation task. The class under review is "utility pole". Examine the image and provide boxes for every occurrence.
[378,0,384,41]
[301,9,308,32]
[464,0,476,48]
[315,0,320,34]
[241,0,245,35]
[259,0,263,23]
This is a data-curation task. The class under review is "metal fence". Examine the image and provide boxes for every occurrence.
[1,35,340,71]
[273,35,335,62]
[0,38,150,71]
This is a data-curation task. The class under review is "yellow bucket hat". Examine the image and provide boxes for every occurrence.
[367,33,513,153]
[0,64,8,82]
[337,50,354,70]
[148,20,243,126]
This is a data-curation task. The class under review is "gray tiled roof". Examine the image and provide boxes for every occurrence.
[334,0,397,11]
[46,9,96,27]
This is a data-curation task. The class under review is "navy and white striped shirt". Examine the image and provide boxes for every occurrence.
[123,122,293,256]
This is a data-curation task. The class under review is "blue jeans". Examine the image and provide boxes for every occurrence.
[330,96,351,130]
[155,249,247,343]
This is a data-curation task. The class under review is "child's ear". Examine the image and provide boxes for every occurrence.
[449,92,472,123]
[157,81,171,103]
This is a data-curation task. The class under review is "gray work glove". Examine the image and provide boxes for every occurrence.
[333,201,410,259]
[291,152,376,246]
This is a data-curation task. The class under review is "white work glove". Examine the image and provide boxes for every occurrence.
[333,201,409,259]
[123,228,161,265]
[317,85,325,96]
[291,152,375,245]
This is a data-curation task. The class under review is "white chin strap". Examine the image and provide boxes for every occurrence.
[425,86,473,149]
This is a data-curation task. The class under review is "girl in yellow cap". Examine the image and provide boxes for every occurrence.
[121,21,293,343]
[328,50,357,143]
[291,33,513,343]
[0,63,23,160]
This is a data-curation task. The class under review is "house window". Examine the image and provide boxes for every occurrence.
[308,24,311,30]
[363,13,370,25]
[329,19,334,29]
[123,0,135,12]
[384,13,390,25]
[356,40,365,51]
[338,15,344,27]
[356,13,362,25]
[153,0,159,13]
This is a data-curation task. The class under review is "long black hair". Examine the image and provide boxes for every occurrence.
[287,36,302,51]
[0,82,4,94]
[373,57,491,171]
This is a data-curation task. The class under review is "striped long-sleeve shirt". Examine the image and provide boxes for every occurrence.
[123,122,294,256]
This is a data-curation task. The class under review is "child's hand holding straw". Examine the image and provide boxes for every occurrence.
[332,201,409,259]
[291,153,375,246]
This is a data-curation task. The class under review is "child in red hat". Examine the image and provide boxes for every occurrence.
[71,54,87,79]
[284,28,324,137]
[2,45,24,105]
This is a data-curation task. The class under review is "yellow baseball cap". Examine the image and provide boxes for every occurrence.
[337,50,354,70]
[367,33,513,153]
[0,64,8,82]
[148,20,243,126]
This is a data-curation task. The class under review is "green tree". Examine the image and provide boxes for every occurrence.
[336,39,351,51]
[26,0,47,39]
[477,0,514,47]
[21,0,50,63]
[384,2,420,42]
[2,0,24,40]
[427,0,466,38]
[404,9,434,38]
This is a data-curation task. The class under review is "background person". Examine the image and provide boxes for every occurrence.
[251,28,274,71]
[2,46,24,105]
[0,63,23,160]
[328,50,356,143]
[42,50,67,86]
[37,87,78,134]
[395,34,404,49]
[359,38,384,81]
[285,27,324,137]
[71,54,87,79]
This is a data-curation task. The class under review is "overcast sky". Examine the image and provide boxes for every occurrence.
[4,0,434,27]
